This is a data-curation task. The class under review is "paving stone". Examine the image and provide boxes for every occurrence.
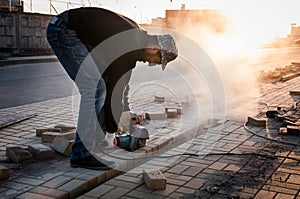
[183,178,205,189]
[181,166,203,176]
[275,193,294,199]
[167,165,189,174]
[15,192,54,199]
[41,131,75,142]
[36,128,61,137]
[84,184,115,198]
[247,116,266,127]
[13,177,45,186]
[287,174,300,184]
[0,165,9,181]
[151,184,179,196]
[126,190,163,199]
[166,109,177,118]
[51,137,74,156]
[53,123,77,131]
[29,186,68,199]
[143,170,167,190]
[58,179,89,198]
[208,162,228,170]
[146,112,167,120]
[42,176,73,188]
[101,187,131,199]
[5,146,32,163]
[27,144,55,159]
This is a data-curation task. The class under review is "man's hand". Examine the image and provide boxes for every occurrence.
[104,133,117,148]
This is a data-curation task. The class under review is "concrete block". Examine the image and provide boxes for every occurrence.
[142,170,166,190]
[54,123,76,131]
[166,108,177,118]
[246,117,266,127]
[36,128,61,137]
[165,107,183,114]
[27,144,55,159]
[287,125,300,135]
[0,165,9,181]
[6,147,32,163]
[145,113,167,120]
[51,137,74,157]
[155,96,165,102]
[41,131,75,142]
[289,90,300,96]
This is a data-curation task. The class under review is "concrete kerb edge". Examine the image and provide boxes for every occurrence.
[0,57,58,67]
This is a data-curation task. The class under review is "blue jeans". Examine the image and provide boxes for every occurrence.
[46,13,122,160]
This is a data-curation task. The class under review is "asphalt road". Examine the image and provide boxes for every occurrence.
[0,62,76,109]
[0,61,183,110]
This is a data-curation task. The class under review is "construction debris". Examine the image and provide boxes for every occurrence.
[0,166,9,181]
[27,144,55,159]
[51,137,74,157]
[143,170,166,190]
[6,147,32,163]
[246,116,266,127]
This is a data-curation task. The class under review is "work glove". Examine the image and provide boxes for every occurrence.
[104,133,117,148]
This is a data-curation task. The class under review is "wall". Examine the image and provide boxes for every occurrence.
[0,10,54,57]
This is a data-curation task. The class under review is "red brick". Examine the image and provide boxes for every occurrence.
[36,128,61,137]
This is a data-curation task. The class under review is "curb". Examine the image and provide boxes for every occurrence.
[0,57,58,67]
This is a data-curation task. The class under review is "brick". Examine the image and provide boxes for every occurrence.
[51,137,74,156]
[289,90,300,95]
[155,96,165,102]
[166,109,177,118]
[165,107,183,114]
[287,174,300,184]
[278,127,287,135]
[287,125,300,135]
[27,144,55,159]
[246,116,266,127]
[29,186,68,199]
[84,184,114,198]
[101,187,131,199]
[6,146,32,163]
[16,192,54,199]
[41,131,75,142]
[0,165,9,181]
[58,179,89,199]
[142,170,166,190]
[36,128,61,137]
[145,112,167,120]
[54,123,76,131]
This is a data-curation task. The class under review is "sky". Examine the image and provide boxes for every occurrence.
[22,0,300,39]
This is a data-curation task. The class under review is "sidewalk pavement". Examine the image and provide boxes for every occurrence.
[0,57,300,198]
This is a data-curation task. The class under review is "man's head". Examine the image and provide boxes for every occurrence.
[143,34,178,71]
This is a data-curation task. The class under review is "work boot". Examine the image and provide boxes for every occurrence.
[70,155,115,170]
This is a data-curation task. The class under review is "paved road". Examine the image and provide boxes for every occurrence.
[0,60,187,110]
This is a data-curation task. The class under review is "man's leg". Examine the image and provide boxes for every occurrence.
[46,16,114,170]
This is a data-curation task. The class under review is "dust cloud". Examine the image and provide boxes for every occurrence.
[170,10,261,119]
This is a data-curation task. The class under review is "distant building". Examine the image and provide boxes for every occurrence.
[142,4,227,34]
[288,23,300,44]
